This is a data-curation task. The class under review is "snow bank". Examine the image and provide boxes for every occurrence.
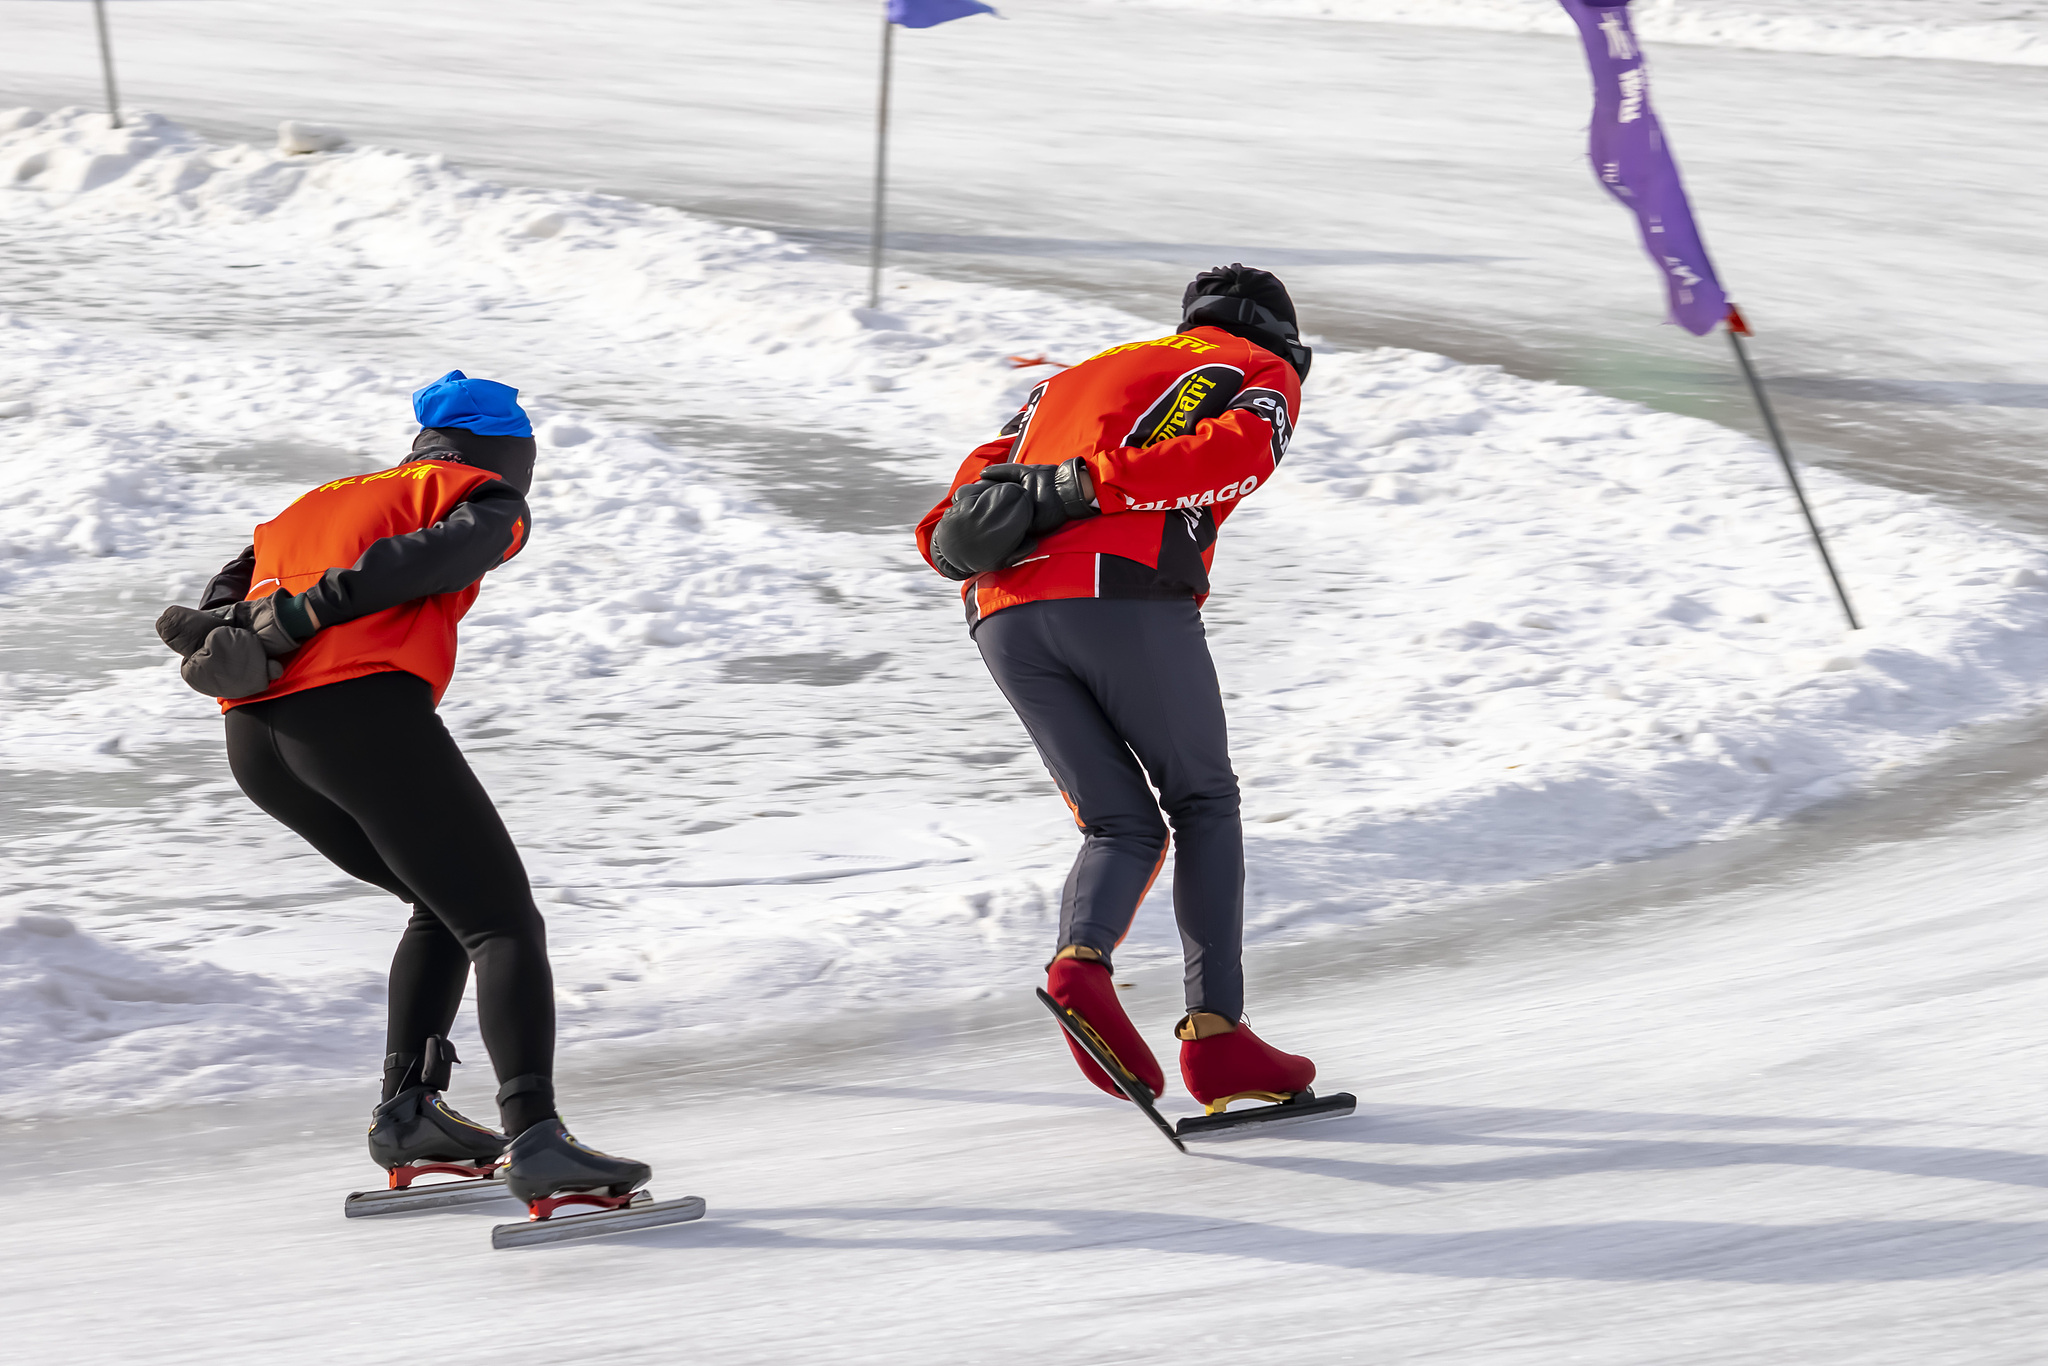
[4,109,2048,1115]
[1080,0,2048,66]
[0,109,1085,465]
[1225,352,2048,923]
[0,914,378,1112]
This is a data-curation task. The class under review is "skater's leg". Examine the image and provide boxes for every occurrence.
[1051,599,1246,1020]
[245,672,557,1134]
[384,906,472,1087]
[231,697,489,1099]
[974,602,1168,957]
[1034,602,1319,1108]
[976,603,1172,1097]
[225,705,415,901]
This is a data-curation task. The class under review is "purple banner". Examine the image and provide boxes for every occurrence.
[1560,0,1729,335]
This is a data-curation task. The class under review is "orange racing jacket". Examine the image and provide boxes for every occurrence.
[915,325,1298,625]
[199,458,528,710]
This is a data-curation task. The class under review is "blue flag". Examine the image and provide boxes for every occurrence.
[888,0,997,28]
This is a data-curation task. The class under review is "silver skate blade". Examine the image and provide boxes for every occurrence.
[491,1194,706,1250]
[1174,1091,1357,1142]
[345,1175,518,1218]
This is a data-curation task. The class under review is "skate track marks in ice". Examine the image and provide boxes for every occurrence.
[4,109,2048,1116]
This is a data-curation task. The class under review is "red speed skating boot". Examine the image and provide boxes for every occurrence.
[1045,949,1167,1101]
[1177,1014,1316,1114]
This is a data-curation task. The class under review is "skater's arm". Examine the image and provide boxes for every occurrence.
[915,381,1047,576]
[1085,353,1299,515]
[297,480,531,629]
[197,546,257,610]
[916,436,1016,578]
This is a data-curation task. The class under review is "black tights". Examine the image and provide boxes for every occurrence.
[224,670,556,1134]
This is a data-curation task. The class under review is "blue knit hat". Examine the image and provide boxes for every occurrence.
[411,370,533,438]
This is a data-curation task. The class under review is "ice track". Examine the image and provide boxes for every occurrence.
[13,777,2048,1361]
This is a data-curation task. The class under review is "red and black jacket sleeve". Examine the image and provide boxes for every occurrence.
[199,546,258,610]
[1086,348,1298,514]
[200,479,530,632]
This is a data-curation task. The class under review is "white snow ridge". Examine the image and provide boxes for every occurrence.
[0,914,377,1111]
[4,107,2048,1116]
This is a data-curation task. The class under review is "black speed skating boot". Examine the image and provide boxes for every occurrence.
[502,1119,653,1215]
[367,1036,508,1189]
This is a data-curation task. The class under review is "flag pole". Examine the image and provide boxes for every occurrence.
[92,0,123,129]
[1725,307,1859,631]
[867,11,895,310]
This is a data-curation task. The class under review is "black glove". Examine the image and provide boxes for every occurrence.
[975,458,1098,536]
[930,479,1035,579]
[156,589,314,698]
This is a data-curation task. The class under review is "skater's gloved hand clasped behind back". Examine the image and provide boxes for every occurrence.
[979,457,1099,534]
[929,478,1035,579]
[156,589,316,699]
[928,456,1098,579]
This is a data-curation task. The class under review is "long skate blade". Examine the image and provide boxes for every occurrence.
[491,1195,706,1250]
[344,1176,518,1218]
[1174,1090,1357,1142]
[1035,988,1187,1155]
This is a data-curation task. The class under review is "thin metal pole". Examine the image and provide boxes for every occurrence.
[867,14,894,310]
[92,0,122,129]
[1727,323,1860,631]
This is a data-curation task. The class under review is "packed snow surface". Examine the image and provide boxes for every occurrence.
[1088,0,2048,65]
[4,108,2048,1116]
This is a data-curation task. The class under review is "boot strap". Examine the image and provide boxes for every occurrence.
[420,1035,461,1092]
[495,1073,554,1106]
[382,1050,422,1095]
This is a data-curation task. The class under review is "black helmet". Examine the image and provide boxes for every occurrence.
[1179,264,1311,381]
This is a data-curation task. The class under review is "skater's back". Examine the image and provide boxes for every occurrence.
[917,300,1300,625]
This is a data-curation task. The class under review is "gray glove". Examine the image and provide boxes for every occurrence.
[156,590,312,699]
[179,626,286,699]
[155,603,235,659]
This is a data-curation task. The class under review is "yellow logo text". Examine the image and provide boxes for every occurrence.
[1090,334,1220,363]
